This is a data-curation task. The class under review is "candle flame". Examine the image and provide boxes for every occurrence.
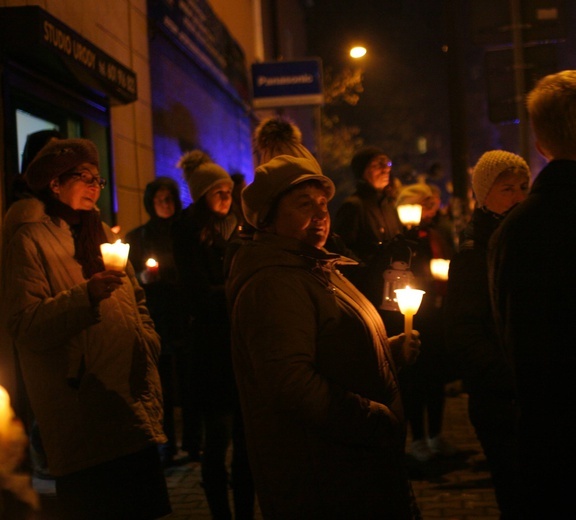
[397,204,422,227]
[394,286,425,315]
[145,258,158,268]
[430,258,450,281]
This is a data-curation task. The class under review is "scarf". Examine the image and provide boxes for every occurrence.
[45,198,108,279]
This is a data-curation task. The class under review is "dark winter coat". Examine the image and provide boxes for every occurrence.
[333,181,403,305]
[172,203,238,411]
[445,208,515,399]
[126,216,183,348]
[488,160,576,517]
[226,232,418,520]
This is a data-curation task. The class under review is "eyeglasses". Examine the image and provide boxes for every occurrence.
[69,170,107,189]
[368,158,393,169]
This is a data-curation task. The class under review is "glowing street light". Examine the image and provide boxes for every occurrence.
[350,46,367,59]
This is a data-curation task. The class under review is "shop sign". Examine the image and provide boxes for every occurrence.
[0,6,138,104]
[251,59,324,108]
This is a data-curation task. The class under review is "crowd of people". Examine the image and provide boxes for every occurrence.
[0,69,575,519]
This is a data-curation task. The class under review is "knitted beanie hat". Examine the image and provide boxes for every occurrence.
[242,155,335,230]
[350,146,389,179]
[177,150,232,202]
[472,150,530,206]
[24,138,99,193]
[254,116,321,169]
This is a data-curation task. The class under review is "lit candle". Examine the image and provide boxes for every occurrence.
[145,258,159,273]
[0,386,14,437]
[0,384,40,510]
[100,239,130,271]
[397,204,422,229]
[430,258,450,281]
[395,286,425,347]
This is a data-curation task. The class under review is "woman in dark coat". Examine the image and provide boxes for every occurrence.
[227,154,422,519]
[173,150,254,520]
[126,176,187,466]
[445,150,530,518]
[333,146,403,308]
[395,183,456,462]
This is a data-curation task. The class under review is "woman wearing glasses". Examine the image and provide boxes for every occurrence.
[0,138,171,519]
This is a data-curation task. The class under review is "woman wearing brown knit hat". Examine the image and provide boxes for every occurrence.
[227,154,422,519]
[0,138,171,519]
[172,150,254,520]
[253,115,361,263]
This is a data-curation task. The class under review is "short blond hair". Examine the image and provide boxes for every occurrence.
[527,70,576,159]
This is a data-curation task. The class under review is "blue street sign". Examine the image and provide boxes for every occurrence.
[252,59,323,108]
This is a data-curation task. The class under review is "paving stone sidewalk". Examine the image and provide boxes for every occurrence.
[29,392,499,519]
[162,392,499,520]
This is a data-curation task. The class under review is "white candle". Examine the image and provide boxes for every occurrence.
[397,204,423,228]
[100,240,130,271]
[430,258,450,281]
[395,286,425,347]
[0,386,14,437]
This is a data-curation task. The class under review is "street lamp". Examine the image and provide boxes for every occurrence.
[350,46,367,59]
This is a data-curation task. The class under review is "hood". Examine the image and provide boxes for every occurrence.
[143,176,182,218]
[226,232,356,307]
[1,198,49,283]
[2,198,48,246]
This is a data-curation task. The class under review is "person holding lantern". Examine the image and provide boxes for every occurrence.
[394,183,457,463]
[333,146,403,308]
[226,154,422,519]
[0,138,170,519]
[445,149,530,518]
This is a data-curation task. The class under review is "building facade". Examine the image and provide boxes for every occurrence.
[0,0,316,235]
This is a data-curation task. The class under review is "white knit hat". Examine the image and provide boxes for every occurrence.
[472,150,530,206]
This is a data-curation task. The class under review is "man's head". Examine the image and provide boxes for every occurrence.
[527,70,576,161]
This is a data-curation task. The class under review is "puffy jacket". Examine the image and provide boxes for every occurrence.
[0,198,165,476]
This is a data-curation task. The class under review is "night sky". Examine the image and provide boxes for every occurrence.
[304,0,576,191]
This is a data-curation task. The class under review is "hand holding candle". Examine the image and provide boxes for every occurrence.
[100,239,130,271]
[394,286,425,348]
